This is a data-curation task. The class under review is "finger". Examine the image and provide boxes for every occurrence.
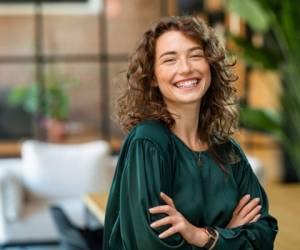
[240,198,260,218]
[158,226,178,239]
[243,205,262,223]
[150,216,172,228]
[149,205,174,215]
[250,214,261,223]
[234,194,251,214]
[160,192,175,208]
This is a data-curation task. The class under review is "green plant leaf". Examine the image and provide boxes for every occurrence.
[227,0,300,176]
[7,86,28,106]
[279,1,300,61]
[23,84,40,113]
[239,105,283,139]
[7,71,78,120]
[228,34,281,69]
[227,0,271,32]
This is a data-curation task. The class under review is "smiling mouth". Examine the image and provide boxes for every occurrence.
[174,78,200,89]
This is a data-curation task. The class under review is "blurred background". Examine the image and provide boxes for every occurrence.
[0,0,299,249]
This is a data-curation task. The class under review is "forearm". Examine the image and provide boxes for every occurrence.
[188,226,207,247]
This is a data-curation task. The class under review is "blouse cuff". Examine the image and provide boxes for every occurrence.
[210,226,239,250]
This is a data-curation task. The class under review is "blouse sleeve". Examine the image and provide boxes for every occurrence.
[112,138,191,250]
[212,142,278,250]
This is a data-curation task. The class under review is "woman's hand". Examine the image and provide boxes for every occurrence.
[149,192,208,247]
[226,194,261,229]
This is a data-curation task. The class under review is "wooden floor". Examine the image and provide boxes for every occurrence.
[265,182,300,250]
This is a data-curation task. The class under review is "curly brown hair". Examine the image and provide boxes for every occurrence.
[117,15,239,148]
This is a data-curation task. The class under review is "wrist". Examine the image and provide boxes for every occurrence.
[190,227,209,247]
[202,227,219,250]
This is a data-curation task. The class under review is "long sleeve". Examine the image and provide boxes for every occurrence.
[103,121,278,250]
[212,142,278,250]
[104,138,191,250]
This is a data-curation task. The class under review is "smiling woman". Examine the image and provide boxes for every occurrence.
[153,31,211,107]
[103,16,278,250]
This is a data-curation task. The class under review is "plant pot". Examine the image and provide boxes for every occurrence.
[44,118,67,143]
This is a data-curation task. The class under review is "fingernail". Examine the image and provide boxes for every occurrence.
[255,198,260,202]
[246,194,250,198]
[149,208,153,212]
[258,205,262,209]
[160,192,165,196]
[150,223,154,227]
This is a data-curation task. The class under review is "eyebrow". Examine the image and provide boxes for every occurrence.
[158,46,203,59]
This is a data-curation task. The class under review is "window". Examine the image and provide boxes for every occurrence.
[0,0,102,15]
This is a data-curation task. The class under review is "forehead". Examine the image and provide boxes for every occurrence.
[155,30,201,55]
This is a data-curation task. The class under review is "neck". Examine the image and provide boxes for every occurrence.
[166,101,207,151]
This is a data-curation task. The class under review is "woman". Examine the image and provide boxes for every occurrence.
[103,16,278,250]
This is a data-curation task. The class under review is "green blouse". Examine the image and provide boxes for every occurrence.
[103,120,278,250]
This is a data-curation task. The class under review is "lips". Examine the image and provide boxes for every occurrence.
[173,78,200,89]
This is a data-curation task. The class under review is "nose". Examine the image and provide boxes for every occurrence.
[177,57,192,75]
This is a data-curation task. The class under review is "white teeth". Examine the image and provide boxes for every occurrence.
[175,79,199,88]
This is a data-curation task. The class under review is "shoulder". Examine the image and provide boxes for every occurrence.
[224,139,264,186]
[218,137,244,155]
[213,137,246,165]
[134,120,169,137]
[222,138,255,176]
[227,138,249,164]
[131,120,171,144]
[126,120,172,154]
[227,138,245,156]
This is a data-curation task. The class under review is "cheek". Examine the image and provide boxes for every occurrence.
[156,67,169,79]
[155,68,173,87]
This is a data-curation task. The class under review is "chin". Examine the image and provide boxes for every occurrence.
[177,92,205,103]
[170,96,203,106]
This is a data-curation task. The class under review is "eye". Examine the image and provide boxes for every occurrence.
[190,54,203,58]
[163,58,176,63]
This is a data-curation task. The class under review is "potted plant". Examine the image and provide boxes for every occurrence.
[8,72,77,143]
[226,0,300,181]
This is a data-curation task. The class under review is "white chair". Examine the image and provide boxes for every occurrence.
[0,140,111,246]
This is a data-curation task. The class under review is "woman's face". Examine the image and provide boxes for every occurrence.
[154,30,211,107]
